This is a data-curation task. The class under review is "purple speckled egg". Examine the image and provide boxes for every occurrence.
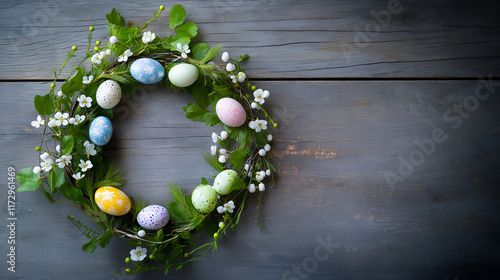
[215,97,247,127]
[137,205,169,230]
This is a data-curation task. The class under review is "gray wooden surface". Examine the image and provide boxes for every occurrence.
[1,0,500,279]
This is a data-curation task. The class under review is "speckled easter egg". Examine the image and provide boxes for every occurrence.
[130,58,165,84]
[89,116,113,146]
[168,63,199,87]
[96,80,122,109]
[94,186,131,216]
[191,184,218,213]
[215,98,246,127]
[213,169,239,195]
[137,205,170,230]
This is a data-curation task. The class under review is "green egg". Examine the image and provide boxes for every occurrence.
[191,184,218,213]
[213,169,238,195]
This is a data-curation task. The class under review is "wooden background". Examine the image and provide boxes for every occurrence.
[1,0,500,279]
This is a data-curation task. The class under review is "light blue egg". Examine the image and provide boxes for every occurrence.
[89,116,113,146]
[130,58,165,84]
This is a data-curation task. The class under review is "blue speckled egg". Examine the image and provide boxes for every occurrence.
[137,205,170,230]
[89,116,113,146]
[130,58,165,84]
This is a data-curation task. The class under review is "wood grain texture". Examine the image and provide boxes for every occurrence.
[1,80,499,279]
[1,0,500,80]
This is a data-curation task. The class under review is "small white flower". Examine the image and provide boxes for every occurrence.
[138,230,146,237]
[262,90,270,99]
[259,149,267,156]
[248,119,267,133]
[77,95,92,108]
[219,149,227,155]
[267,134,273,142]
[142,31,155,44]
[118,49,133,62]
[176,43,191,59]
[72,172,85,180]
[105,49,111,56]
[217,201,235,214]
[251,102,260,110]
[57,90,64,98]
[47,118,57,128]
[236,72,246,83]
[217,205,224,214]
[84,141,97,157]
[33,166,41,174]
[91,53,102,65]
[256,171,266,181]
[31,115,45,128]
[130,246,147,262]
[244,164,250,171]
[79,159,93,172]
[69,114,85,125]
[54,112,69,126]
[226,63,236,72]
[264,144,271,152]
[56,145,61,153]
[56,154,72,168]
[249,183,256,193]
[266,169,271,176]
[218,155,228,163]
[41,158,54,172]
[253,89,265,105]
[82,75,93,84]
[220,131,228,140]
[40,152,50,161]
[230,75,237,83]
[109,36,119,44]
[212,132,219,143]
[211,145,217,156]
[258,183,266,191]
[221,52,229,62]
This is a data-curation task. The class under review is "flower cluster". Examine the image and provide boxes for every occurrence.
[211,131,230,163]
[222,52,247,84]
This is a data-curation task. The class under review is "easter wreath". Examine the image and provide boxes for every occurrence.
[16,5,276,275]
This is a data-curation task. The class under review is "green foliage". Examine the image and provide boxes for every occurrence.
[60,183,86,205]
[16,167,40,192]
[48,167,65,193]
[82,238,98,253]
[176,22,198,38]
[62,135,74,155]
[228,148,247,171]
[61,67,84,98]
[169,5,186,29]
[34,94,54,116]
[192,43,209,61]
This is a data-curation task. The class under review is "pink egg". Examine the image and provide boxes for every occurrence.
[215,98,247,127]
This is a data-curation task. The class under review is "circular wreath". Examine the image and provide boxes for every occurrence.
[16,5,276,275]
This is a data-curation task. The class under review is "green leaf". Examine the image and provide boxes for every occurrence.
[203,111,220,127]
[16,167,40,192]
[192,43,209,61]
[236,53,249,62]
[61,67,84,98]
[62,135,74,155]
[41,185,54,203]
[201,177,208,185]
[156,229,164,241]
[97,231,113,248]
[106,8,125,27]
[169,5,186,29]
[169,245,183,263]
[212,82,233,97]
[204,218,218,236]
[48,167,65,193]
[82,238,98,253]
[180,231,191,240]
[116,26,141,40]
[34,94,54,116]
[201,45,222,64]
[176,22,197,38]
[60,183,86,204]
[182,102,206,122]
[225,125,252,147]
[166,36,191,51]
[192,83,210,109]
[228,148,247,171]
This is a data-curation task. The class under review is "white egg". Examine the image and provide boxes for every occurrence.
[96,80,122,109]
[213,170,239,195]
[168,63,199,87]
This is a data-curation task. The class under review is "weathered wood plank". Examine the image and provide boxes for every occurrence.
[1,0,500,80]
[1,80,499,279]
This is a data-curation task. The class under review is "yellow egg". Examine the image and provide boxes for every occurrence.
[94,186,131,216]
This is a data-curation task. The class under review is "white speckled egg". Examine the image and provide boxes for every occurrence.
[191,184,217,213]
[89,116,113,146]
[130,58,165,84]
[137,205,170,230]
[213,170,239,195]
[94,186,131,216]
[215,98,247,127]
[96,80,122,109]
[168,63,199,87]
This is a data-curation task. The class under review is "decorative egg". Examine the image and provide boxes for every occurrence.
[94,186,131,216]
[137,205,170,230]
[191,184,218,213]
[168,63,199,87]
[89,116,113,146]
[130,58,165,84]
[96,80,122,109]
[213,169,239,195]
[215,98,247,127]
